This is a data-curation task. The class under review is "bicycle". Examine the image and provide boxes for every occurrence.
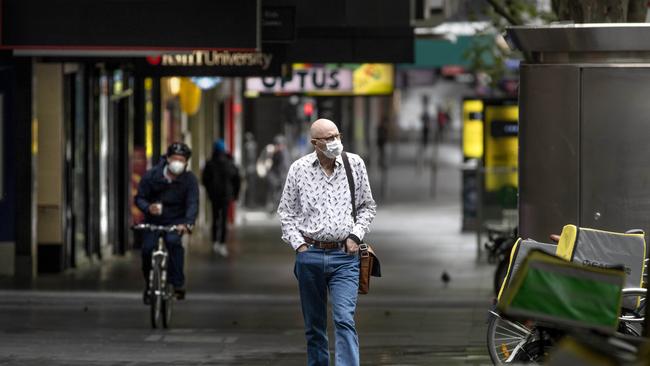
[132,223,184,329]
[484,226,518,296]
[487,276,646,364]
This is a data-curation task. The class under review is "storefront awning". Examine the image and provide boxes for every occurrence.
[401,35,494,68]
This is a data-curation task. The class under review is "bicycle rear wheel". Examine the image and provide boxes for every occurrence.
[161,284,173,329]
[618,288,646,337]
[487,312,533,364]
[150,264,163,329]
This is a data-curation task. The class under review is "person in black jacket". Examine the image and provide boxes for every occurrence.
[202,139,241,256]
[135,142,199,303]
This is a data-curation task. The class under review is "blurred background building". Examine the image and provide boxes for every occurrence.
[0,0,601,280]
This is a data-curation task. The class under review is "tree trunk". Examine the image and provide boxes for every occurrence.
[552,0,647,23]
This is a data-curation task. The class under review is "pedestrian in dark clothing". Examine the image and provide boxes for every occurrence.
[243,132,258,208]
[202,139,241,257]
[420,95,431,149]
[135,142,199,303]
[267,134,290,213]
[377,116,389,170]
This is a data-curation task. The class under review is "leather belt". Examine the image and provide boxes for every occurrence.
[303,235,345,249]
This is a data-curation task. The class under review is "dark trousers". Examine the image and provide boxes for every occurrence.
[141,231,185,287]
[211,201,229,243]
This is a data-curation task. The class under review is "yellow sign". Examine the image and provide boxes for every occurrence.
[179,77,202,116]
[462,99,483,159]
[144,78,154,160]
[32,117,38,155]
[353,64,394,95]
[484,103,518,192]
[145,118,153,159]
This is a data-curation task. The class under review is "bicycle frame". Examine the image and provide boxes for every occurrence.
[150,235,169,298]
[132,223,181,329]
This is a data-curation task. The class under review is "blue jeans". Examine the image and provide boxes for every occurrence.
[141,231,185,288]
[294,246,360,366]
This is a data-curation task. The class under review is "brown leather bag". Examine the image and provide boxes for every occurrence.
[342,152,381,294]
[358,243,381,294]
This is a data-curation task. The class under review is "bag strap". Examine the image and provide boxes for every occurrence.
[342,152,372,260]
[341,152,357,222]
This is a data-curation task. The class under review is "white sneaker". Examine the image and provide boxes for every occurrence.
[218,244,229,257]
[213,242,228,257]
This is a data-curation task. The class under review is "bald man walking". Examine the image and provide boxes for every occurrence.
[278,119,377,366]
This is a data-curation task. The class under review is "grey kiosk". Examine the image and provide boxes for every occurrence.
[507,24,650,242]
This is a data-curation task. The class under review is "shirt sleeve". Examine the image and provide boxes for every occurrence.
[350,157,377,241]
[277,163,306,250]
[135,173,153,215]
[184,174,200,225]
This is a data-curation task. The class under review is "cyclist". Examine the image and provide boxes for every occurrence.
[135,142,199,304]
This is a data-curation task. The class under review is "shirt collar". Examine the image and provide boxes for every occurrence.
[162,166,174,183]
[310,152,343,168]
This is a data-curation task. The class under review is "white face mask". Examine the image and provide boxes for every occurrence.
[168,160,186,175]
[319,139,343,159]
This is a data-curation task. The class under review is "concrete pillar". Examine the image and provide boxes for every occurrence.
[10,59,37,279]
[34,63,65,273]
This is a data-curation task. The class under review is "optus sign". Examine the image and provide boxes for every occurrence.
[247,67,352,94]
[246,64,393,96]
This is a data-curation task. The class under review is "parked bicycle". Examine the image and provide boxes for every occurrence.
[487,226,648,364]
[484,226,518,296]
[487,287,646,364]
[132,223,187,329]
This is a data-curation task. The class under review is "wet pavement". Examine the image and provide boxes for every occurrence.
[0,140,496,365]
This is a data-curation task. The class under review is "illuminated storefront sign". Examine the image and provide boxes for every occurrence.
[137,46,285,77]
[147,51,274,70]
[484,102,518,193]
[353,64,393,95]
[246,67,352,94]
[246,64,393,96]
[462,99,483,159]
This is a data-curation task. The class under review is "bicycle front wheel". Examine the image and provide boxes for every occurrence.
[487,312,533,364]
[150,264,163,329]
[161,284,173,329]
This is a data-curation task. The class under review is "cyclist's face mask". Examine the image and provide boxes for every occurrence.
[168,156,187,175]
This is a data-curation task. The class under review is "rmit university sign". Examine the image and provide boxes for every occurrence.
[139,50,282,77]
[148,51,274,70]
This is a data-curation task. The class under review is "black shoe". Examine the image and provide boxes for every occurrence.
[174,287,186,300]
[143,287,151,305]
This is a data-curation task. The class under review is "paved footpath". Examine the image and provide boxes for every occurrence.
[0,140,497,365]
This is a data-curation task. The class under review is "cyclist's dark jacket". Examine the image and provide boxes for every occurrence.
[135,158,199,225]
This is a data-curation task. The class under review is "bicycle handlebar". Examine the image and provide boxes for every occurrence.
[131,223,189,234]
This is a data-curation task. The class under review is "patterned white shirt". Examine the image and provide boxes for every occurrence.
[278,151,377,250]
